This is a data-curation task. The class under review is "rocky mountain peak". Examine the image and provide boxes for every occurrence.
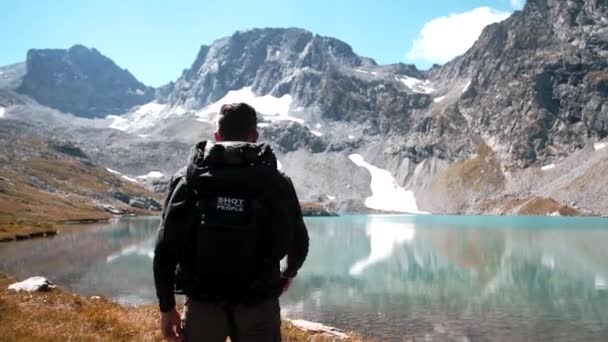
[163,28,406,109]
[17,45,154,118]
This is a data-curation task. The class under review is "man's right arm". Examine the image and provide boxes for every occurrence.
[153,178,194,313]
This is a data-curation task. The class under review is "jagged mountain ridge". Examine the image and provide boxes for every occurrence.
[1,0,608,215]
[160,27,441,137]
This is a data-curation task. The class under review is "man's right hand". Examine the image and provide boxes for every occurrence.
[160,308,183,341]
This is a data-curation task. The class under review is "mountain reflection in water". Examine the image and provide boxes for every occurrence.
[1,215,607,341]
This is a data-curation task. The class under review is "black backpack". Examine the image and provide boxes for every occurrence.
[180,142,292,302]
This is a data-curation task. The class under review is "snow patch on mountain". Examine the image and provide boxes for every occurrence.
[108,102,174,132]
[0,107,5,118]
[348,154,427,214]
[121,175,138,183]
[196,86,299,124]
[398,76,435,94]
[594,142,606,151]
[106,167,139,183]
[462,80,472,93]
[541,164,555,171]
[434,96,446,103]
[107,115,128,129]
[137,171,164,180]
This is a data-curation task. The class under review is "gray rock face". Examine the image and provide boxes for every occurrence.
[259,121,326,153]
[432,0,608,167]
[113,191,162,211]
[17,45,154,118]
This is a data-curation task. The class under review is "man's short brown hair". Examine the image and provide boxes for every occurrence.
[216,103,258,141]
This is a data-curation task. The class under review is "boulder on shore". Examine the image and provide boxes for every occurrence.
[288,319,350,339]
[7,276,56,292]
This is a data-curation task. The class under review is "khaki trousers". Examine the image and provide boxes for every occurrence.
[182,298,281,342]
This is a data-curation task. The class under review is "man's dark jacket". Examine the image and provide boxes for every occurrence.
[153,141,309,312]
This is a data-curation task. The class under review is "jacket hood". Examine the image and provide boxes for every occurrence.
[186,141,278,185]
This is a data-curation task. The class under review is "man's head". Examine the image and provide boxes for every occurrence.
[214,103,258,143]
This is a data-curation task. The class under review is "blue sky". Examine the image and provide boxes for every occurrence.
[1,0,525,86]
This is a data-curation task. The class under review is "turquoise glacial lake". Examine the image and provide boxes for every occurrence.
[1,215,608,341]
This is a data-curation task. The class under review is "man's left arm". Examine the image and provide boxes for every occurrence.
[281,179,310,279]
[153,178,193,312]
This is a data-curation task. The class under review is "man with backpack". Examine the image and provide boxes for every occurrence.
[153,103,309,341]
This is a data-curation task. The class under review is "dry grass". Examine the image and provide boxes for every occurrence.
[476,195,580,216]
[0,273,161,342]
[0,274,361,342]
[435,143,505,193]
[0,156,161,241]
[429,142,505,211]
[509,196,580,216]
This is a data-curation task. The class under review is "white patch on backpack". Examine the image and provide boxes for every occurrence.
[216,197,245,212]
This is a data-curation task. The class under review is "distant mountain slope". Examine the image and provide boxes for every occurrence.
[16,45,154,118]
[0,120,162,241]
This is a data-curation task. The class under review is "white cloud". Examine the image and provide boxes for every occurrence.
[510,0,525,9]
[406,7,511,65]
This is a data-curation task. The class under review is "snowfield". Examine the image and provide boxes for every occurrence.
[137,171,164,180]
[0,107,5,118]
[108,102,172,132]
[541,164,556,171]
[348,154,427,214]
[121,175,138,183]
[399,76,435,94]
[594,142,606,151]
[106,168,139,183]
[106,168,121,175]
[196,87,300,124]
